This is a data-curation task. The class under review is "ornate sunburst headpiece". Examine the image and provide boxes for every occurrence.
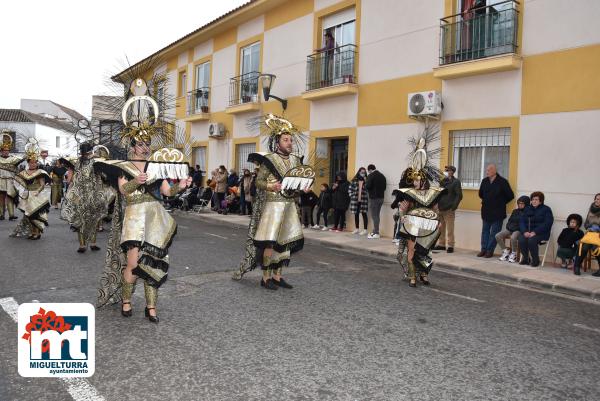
[1,130,14,152]
[405,124,443,184]
[24,138,41,161]
[249,113,306,153]
[119,77,174,147]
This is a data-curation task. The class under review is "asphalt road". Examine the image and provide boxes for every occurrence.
[0,207,599,401]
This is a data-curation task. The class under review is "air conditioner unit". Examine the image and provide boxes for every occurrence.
[407,91,442,117]
[208,122,225,138]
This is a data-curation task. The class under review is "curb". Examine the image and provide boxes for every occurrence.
[179,211,600,302]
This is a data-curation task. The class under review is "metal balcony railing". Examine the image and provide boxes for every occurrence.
[439,0,519,65]
[186,87,210,115]
[306,44,357,91]
[228,71,260,107]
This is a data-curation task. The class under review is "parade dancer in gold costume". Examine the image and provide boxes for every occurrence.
[233,115,314,290]
[96,77,191,323]
[0,131,22,221]
[11,141,50,240]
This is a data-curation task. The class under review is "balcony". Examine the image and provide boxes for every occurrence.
[182,88,210,122]
[302,44,358,101]
[434,0,521,79]
[226,71,261,114]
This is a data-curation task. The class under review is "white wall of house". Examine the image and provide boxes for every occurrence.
[237,16,265,42]
[211,45,237,112]
[20,99,77,122]
[33,124,77,158]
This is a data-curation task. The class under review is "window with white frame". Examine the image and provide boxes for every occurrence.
[194,62,210,111]
[451,127,510,187]
[236,143,256,173]
[240,42,260,76]
[193,146,206,174]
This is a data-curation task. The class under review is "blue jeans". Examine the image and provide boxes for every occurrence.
[481,219,503,252]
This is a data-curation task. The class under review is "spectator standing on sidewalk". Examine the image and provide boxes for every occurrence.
[331,172,350,232]
[215,166,228,212]
[496,195,529,263]
[299,188,318,228]
[434,165,463,253]
[192,165,203,187]
[349,167,369,235]
[227,169,239,189]
[314,183,332,230]
[365,164,386,239]
[478,164,514,258]
[239,169,253,215]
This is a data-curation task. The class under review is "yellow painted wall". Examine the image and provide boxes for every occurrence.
[265,0,313,31]
[441,117,520,212]
[214,28,238,52]
[357,73,442,126]
[261,96,311,130]
[522,44,600,115]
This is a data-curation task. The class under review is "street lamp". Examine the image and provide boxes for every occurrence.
[259,73,288,111]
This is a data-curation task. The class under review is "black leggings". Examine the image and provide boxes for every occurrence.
[316,207,329,226]
[575,243,600,267]
[333,209,346,229]
[354,211,368,229]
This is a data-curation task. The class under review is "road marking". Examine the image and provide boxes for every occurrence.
[0,297,18,321]
[317,261,331,266]
[206,233,228,240]
[0,297,105,401]
[428,288,485,303]
[573,323,600,334]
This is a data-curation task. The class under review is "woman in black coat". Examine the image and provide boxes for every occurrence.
[331,172,350,232]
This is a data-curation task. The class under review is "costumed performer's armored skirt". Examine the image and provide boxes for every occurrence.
[253,199,303,268]
[120,198,177,288]
[0,177,17,197]
[18,194,49,231]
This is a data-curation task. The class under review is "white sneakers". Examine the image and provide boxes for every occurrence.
[499,249,517,263]
[367,233,380,239]
[359,229,368,235]
[312,225,320,229]
[321,226,329,231]
[352,229,360,234]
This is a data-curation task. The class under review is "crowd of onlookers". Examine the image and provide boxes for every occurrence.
[180,161,600,276]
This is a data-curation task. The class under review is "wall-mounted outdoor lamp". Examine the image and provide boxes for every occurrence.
[259,73,288,111]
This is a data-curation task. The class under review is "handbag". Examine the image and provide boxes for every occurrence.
[581,231,600,247]
[580,231,600,257]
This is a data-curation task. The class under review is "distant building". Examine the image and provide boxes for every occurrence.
[91,95,126,159]
[0,109,78,158]
[20,99,86,124]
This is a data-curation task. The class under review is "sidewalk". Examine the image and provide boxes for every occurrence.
[181,210,600,301]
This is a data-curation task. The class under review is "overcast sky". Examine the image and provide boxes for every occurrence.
[0,0,248,116]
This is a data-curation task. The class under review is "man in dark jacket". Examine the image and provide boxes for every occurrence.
[365,164,386,239]
[518,191,553,267]
[435,165,463,253]
[478,164,514,257]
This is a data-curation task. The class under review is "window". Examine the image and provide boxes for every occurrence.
[178,70,187,97]
[193,146,206,174]
[451,127,510,187]
[240,42,260,76]
[236,143,256,172]
[194,62,211,111]
[55,136,61,148]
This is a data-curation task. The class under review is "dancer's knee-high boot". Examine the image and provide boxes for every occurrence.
[144,281,159,323]
[121,276,136,317]
[408,261,417,287]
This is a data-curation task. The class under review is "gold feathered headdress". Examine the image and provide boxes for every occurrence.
[1,130,13,152]
[249,113,306,153]
[24,139,41,161]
